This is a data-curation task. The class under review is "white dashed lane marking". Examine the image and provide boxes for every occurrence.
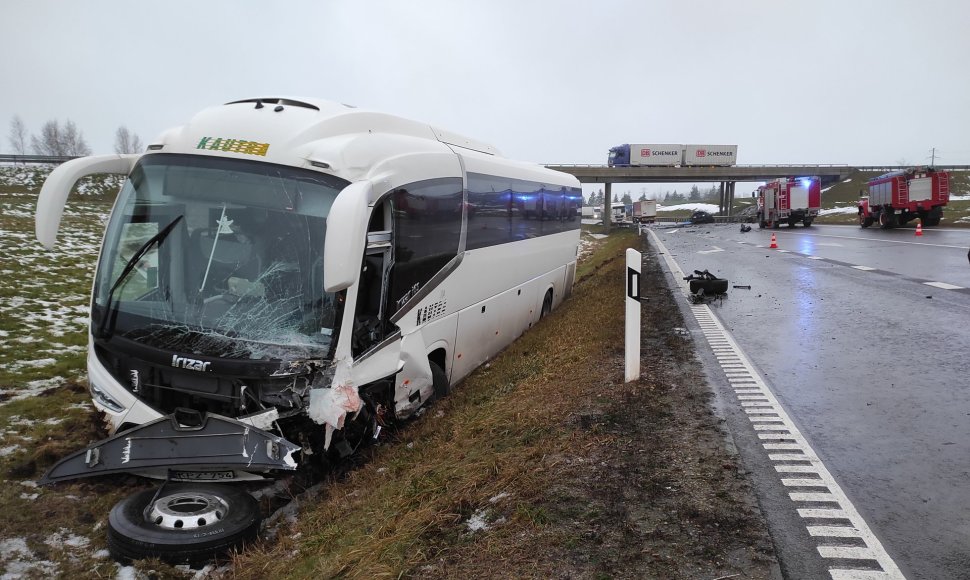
[734,237,966,294]
[924,281,964,290]
[649,229,906,580]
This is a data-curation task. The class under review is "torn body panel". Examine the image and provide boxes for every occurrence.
[41,413,300,484]
[393,330,435,418]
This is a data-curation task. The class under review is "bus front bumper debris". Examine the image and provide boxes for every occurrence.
[40,412,300,484]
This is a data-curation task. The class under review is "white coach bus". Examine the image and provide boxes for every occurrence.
[35,98,581,561]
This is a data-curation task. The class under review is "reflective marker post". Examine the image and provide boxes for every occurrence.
[625,248,641,382]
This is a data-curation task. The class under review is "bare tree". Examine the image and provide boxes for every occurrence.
[61,120,91,156]
[8,116,28,154]
[31,120,62,155]
[29,119,90,156]
[114,125,144,154]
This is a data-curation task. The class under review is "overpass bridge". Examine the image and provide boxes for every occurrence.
[545,163,970,220]
[2,154,966,221]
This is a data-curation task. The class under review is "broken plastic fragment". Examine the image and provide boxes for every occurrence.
[309,384,362,429]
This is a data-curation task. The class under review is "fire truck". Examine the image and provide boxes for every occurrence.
[757,176,821,228]
[858,167,949,228]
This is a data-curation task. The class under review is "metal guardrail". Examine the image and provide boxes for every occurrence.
[0,154,79,165]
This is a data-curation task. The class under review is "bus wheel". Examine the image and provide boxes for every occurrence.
[540,290,553,319]
[429,361,450,401]
[107,483,260,565]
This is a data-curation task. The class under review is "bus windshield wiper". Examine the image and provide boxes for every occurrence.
[96,215,184,340]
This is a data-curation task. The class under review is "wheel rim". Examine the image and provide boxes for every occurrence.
[147,491,230,530]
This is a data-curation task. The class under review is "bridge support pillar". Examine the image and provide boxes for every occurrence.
[727,181,735,216]
[603,182,612,227]
[718,182,726,215]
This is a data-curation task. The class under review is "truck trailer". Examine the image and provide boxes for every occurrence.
[859,167,949,228]
[607,144,738,167]
[757,176,821,228]
[632,199,657,223]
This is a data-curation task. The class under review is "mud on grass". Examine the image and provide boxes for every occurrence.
[228,229,778,579]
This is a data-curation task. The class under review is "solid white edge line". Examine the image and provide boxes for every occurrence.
[648,229,906,580]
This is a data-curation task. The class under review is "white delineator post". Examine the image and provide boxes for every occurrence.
[625,248,641,382]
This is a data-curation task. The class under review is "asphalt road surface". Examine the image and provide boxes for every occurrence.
[649,223,970,580]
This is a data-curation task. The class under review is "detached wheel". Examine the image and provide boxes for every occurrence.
[108,484,260,565]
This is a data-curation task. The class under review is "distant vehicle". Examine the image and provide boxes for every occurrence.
[632,199,657,224]
[859,167,949,228]
[757,177,821,228]
[690,210,716,224]
[610,201,629,223]
[607,144,738,167]
[581,206,594,219]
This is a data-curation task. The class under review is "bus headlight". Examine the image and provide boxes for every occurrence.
[90,381,124,413]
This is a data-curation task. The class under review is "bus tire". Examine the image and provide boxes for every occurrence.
[540,290,553,319]
[107,484,260,565]
[429,361,449,401]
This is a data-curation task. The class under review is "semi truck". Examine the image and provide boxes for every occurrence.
[757,176,821,228]
[632,199,657,223]
[607,144,738,167]
[858,167,949,228]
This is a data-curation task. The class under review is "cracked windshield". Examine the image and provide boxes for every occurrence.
[94,154,349,359]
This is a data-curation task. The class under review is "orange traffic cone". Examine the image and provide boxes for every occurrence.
[769,233,778,249]
[915,221,923,236]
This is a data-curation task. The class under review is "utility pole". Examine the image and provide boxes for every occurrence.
[928,147,941,168]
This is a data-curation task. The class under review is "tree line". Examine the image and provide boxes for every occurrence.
[584,183,722,206]
[7,115,143,156]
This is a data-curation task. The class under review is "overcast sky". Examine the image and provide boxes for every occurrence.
[3,0,968,197]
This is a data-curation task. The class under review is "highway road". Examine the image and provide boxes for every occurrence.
[648,223,970,580]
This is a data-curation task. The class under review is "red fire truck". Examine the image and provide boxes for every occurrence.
[757,176,821,228]
[858,167,949,228]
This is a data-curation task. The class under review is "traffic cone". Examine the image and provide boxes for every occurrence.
[915,221,923,236]
[769,233,778,249]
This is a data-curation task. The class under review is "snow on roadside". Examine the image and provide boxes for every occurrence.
[819,207,860,216]
[0,537,59,578]
[656,203,719,213]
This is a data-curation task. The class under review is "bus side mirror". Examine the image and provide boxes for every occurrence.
[324,180,372,292]
[36,154,140,249]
